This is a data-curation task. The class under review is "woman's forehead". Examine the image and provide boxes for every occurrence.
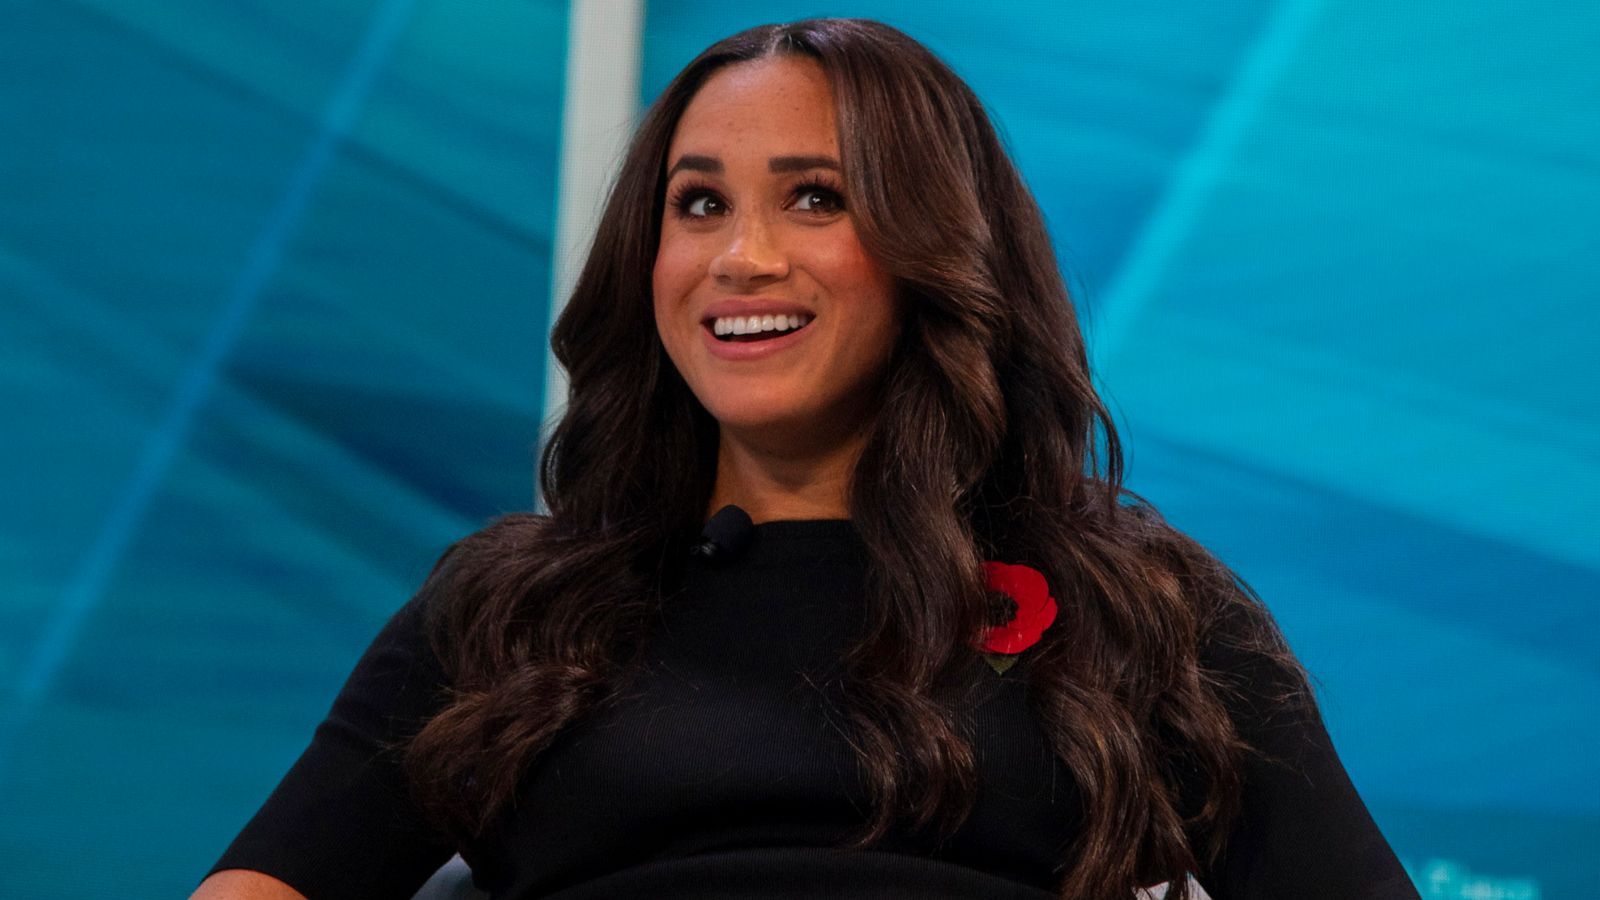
[667,56,838,163]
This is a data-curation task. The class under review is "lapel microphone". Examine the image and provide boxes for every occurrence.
[690,505,754,563]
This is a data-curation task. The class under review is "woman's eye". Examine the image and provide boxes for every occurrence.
[794,187,844,215]
[680,192,725,218]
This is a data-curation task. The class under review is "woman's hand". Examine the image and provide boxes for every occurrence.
[190,869,307,899]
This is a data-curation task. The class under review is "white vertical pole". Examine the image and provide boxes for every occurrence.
[541,0,645,488]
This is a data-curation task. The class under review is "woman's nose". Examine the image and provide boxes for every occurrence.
[709,214,790,286]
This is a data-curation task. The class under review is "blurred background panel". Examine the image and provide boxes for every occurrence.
[0,1,1594,897]
[0,0,562,895]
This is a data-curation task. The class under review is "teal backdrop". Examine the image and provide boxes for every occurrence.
[1,1,1594,897]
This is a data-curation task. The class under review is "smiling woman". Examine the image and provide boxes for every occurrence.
[195,17,1419,900]
[653,55,902,522]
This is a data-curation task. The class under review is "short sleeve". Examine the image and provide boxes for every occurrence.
[205,559,460,900]
[1194,604,1420,900]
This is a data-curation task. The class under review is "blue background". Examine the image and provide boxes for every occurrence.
[1,1,1594,897]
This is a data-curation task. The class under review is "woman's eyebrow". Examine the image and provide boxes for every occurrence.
[769,155,839,173]
[664,154,841,178]
[666,154,720,178]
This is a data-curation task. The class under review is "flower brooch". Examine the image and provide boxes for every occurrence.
[980,561,1058,674]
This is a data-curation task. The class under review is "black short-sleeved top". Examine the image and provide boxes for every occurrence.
[208,520,1419,899]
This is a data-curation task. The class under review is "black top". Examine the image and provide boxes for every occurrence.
[208,520,1418,899]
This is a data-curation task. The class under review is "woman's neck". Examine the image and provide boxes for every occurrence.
[706,426,861,524]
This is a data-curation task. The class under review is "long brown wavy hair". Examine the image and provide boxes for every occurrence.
[405,18,1308,898]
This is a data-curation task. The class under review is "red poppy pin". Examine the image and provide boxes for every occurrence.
[980,561,1058,674]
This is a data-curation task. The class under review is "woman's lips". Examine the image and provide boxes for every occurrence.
[700,318,815,361]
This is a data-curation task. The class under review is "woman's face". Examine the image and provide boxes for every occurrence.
[653,56,900,454]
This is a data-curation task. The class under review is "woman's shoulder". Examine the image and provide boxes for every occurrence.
[1106,497,1312,703]
[419,513,557,588]
[404,512,555,633]
[445,511,554,556]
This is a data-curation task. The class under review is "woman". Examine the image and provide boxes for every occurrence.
[195,18,1418,900]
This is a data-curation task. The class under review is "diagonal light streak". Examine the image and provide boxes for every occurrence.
[1089,0,1326,378]
[1,0,418,768]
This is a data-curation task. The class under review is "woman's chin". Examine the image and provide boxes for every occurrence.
[708,406,813,437]
[707,404,864,455]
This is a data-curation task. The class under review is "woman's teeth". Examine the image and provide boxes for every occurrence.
[711,313,813,339]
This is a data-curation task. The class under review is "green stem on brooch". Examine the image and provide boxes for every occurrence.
[984,653,1020,675]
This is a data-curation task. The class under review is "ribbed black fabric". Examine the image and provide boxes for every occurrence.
[207,519,1417,899]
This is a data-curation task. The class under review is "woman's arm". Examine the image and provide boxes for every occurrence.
[1193,603,1419,899]
[199,553,461,900]
[190,869,307,899]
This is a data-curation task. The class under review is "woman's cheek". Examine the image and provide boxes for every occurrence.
[652,240,696,336]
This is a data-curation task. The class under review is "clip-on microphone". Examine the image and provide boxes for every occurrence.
[689,505,754,563]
